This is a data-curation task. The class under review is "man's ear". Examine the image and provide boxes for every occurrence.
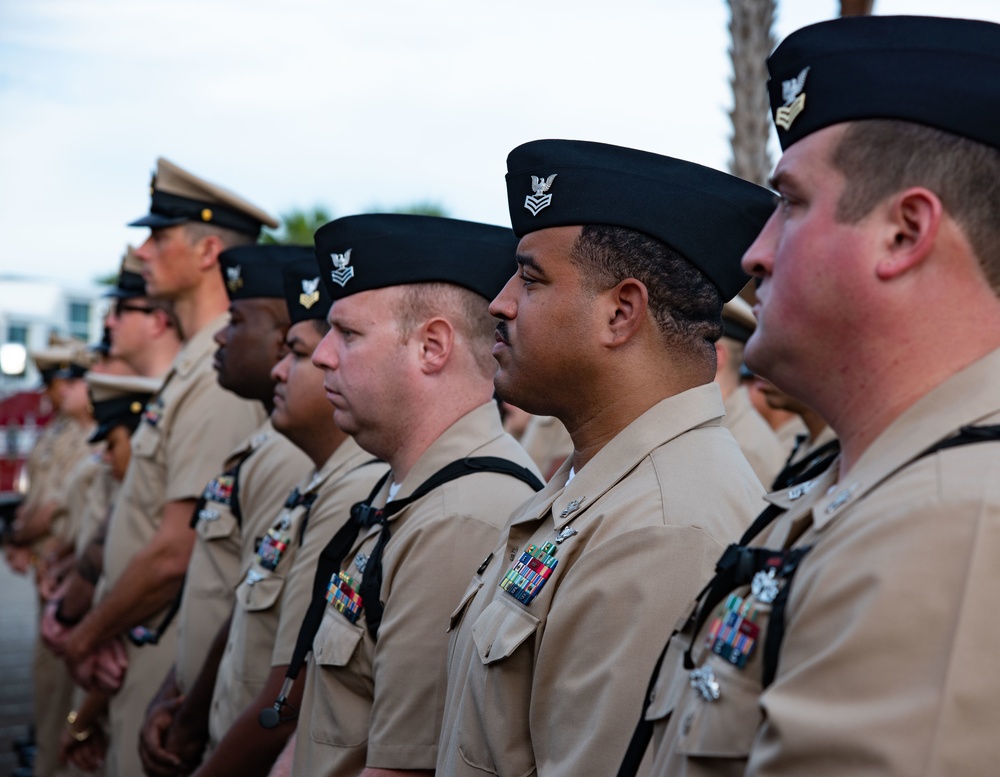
[416,317,455,375]
[195,234,226,272]
[601,278,649,347]
[875,186,942,281]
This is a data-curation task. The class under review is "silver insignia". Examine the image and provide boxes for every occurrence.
[198,508,220,522]
[690,665,721,702]
[559,498,583,519]
[330,249,354,287]
[524,174,557,216]
[225,265,243,291]
[354,552,368,573]
[751,568,780,604]
[775,67,810,130]
[246,568,265,586]
[555,526,578,544]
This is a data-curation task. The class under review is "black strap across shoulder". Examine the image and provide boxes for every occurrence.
[616,423,1000,777]
[281,456,543,686]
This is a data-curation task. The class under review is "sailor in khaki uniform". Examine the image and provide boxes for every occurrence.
[38,248,181,656]
[50,372,161,774]
[282,214,543,777]
[627,16,1000,776]
[155,254,388,777]
[138,245,312,775]
[8,342,96,567]
[63,158,274,777]
[437,140,775,777]
[716,297,785,486]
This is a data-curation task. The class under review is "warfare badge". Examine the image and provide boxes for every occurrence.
[524,174,557,216]
[329,249,354,287]
[299,276,320,309]
[775,66,810,131]
[225,265,243,292]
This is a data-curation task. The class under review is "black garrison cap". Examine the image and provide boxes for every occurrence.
[505,139,776,300]
[105,246,146,300]
[314,214,519,302]
[129,158,278,237]
[282,255,333,325]
[218,244,314,301]
[767,16,1000,151]
[87,373,162,443]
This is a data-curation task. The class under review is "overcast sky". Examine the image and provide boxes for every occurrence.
[3,0,1000,286]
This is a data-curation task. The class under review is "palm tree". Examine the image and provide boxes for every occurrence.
[726,0,776,188]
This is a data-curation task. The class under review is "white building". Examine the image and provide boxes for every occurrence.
[0,275,106,394]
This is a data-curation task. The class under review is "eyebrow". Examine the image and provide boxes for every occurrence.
[515,254,545,276]
[767,169,793,193]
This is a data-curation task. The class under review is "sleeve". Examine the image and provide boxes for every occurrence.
[748,457,1000,777]
[530,524,724,777]
[164,372,264,503]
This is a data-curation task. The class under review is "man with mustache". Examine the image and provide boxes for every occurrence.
[437,139,775,777]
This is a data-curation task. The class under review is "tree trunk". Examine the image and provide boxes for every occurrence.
[841,0,876,15]
[727,0,776,188]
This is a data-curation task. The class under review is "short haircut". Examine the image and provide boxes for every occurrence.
[832,120,1000,291]
[570,225,723,359]
[182,221,256,250]
[395,282,496,378]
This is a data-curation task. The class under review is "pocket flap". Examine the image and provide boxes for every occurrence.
[448,575,485,633]
[196,507,238,540]
[313,611,364,667]
[130,423,161,459]
[236,569,284,612]
[471,597,538,666]
[674,659,761,758]
[646,631,693,721]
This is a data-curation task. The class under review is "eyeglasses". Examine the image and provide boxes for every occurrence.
[113,300,158,318]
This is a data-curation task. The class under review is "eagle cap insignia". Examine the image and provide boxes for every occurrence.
[225,265,243,292]
[524,173,557,216]
[329,249,354,287]
[299,276,320,309]
[775,66,810,131]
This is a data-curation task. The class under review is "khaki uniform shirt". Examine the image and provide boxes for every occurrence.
[23,414,87,506]
[101,313,265,777]
[520,415,573,481]
[436,385,763,777]
[51,449,104,547]
[774,415,809,460]
[293,402,541,777]
[721,385,784,487]
[209,437,386,745]
[175,420,311,694]
[645,348,1000,776]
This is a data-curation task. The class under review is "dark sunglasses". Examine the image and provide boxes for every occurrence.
[113,300,158,317]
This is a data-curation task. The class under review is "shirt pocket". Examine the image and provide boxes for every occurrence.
[672,655,762,759]
[130,420,162,460]
[236,568,284,612]
[190,506,240,598]
[458,597,539,777]
[309,610,368,748]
